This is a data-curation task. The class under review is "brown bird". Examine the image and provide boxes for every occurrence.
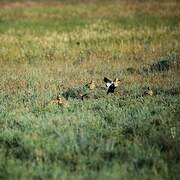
[49,95,69,107]
[144,87,153,96]
[86,80,96,90]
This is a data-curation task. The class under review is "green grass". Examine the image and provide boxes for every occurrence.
[0,0,180,179]
[113,14,180,29]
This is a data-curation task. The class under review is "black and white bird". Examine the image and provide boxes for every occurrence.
[104,77,120,94]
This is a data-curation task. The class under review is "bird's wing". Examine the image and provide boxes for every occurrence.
[104,77,111,83]
[113,78,117,82]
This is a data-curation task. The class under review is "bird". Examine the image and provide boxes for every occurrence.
[49,94,69,107]
[104,77,120,94]
[85,80,96,90]
[78,80,96,100]
[143,87,153,96]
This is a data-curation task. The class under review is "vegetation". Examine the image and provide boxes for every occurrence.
[0,0,179,179]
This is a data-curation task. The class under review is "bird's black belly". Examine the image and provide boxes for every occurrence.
[107,84,116,94]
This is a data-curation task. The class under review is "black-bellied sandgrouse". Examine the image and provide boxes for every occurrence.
[144,87,153,96]
[49,95,69,107]
[85,80,96,90]
[104,77,120,94]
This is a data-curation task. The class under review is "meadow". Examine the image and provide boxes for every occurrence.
[0,0,180,179]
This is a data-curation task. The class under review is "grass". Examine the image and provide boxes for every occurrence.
[0,0,180,179]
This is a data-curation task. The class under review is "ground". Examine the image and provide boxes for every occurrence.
[0,0,180,179]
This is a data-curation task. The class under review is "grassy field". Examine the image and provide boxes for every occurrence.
[0,0,180,179]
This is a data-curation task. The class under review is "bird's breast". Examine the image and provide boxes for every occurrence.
[106,82,112,88]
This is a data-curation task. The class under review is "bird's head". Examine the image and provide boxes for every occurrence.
[90,80,95,84]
